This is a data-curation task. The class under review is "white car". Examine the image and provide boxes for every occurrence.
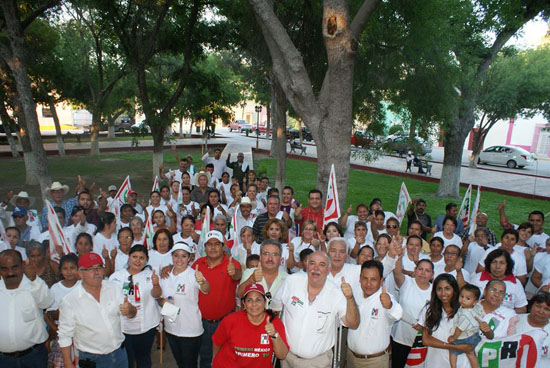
[478,145,535,168]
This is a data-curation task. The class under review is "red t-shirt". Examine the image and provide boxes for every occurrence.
[212,311,288,368]
[297,206,324,231]
[191,255,241,320]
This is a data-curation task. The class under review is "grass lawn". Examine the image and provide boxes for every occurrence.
[0,151,547,235]
[256,157,550,235]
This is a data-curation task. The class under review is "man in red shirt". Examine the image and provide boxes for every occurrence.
[192,230,242,368]
[295,189,324,231]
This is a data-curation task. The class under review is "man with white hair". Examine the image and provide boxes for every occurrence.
[273,251,360,367]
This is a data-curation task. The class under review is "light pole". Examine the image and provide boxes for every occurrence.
[255,105,262,149]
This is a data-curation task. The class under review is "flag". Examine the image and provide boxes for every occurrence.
[46,200,71,257]
[395,182,412,225]
[0,220,7,243]
[143,214,155,250]
[198,206,211,257]
[323,164,341,226]
[177,180,183,204]
[107,176,132,218]
[458,184,472,227]
[152,176,160,193]
[475,330,547,368]
[405,331,428,367]
[468,185,481,235]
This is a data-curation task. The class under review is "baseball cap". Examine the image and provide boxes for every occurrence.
[78,253,104,269]
[171,241,195,254]
[108,185,117,191]
[242,283,266,298]
[128,190,138,196]
[204,230,224,244]
[12,206,27,217]
[237,152,244,158]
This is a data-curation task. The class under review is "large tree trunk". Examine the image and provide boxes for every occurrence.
[107,116,116,139]
[15,110,39,185]
[0,102,20,158]
[271,79,287,191]
[0,1,51,194]
[151,128,164,180]
[49,99,65,156]
[90,109,101,155]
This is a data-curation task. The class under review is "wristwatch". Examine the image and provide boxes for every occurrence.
[271,332,279,339]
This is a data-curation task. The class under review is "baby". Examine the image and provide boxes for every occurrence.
[448,284,483,368]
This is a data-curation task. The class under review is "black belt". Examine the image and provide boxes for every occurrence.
[1,344,40,358]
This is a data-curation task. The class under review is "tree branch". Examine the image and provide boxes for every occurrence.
[350,0,380,40]
[20,0,61,31]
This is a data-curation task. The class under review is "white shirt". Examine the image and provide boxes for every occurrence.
[201,153,227,179]
[471,272,528,310]
[479,305,517,339]
[65,222,96,250]
[48,280,80,311]
[273,272,348,359]
[327,263,361,289]
[148,250,173,273]
[535,253,550,289]
[58,281,126,354]
[348,287,403,354]
[526,232,550,249]
[514,314,550,367]
[433,231,463,248]
[391,276,432,346]
[93,232,118,262]
[0,275,53,353]
[114,252,129,272]
[0,242,27,260]
[434,267,471,283]
[418,305,459,367]
[160,268,204,337]
[478,245,527,277]
[240,267,288,309]
[464,242,493,274]
[109,268,161,334]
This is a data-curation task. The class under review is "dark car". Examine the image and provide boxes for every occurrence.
[384,136,432,156]
[351,131,375,147]
[288,127,313,141]
[114,116,133,132]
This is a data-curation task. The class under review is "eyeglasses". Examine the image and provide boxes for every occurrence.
[487,288,505,296]
[12,215,25,219]
[81,265,104,273]
[444,252,459,256]
[386,225,398,229]
[261,252,281,257]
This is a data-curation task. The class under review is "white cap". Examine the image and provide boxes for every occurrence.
[108,185,117,191]
[171,241,195,254]
[204,230,224,244]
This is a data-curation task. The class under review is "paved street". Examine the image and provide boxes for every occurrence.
[1,128,548,198]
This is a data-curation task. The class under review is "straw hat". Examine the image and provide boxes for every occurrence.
[193,171,212,186]
[10,191,35,207]
[45,181,70,195]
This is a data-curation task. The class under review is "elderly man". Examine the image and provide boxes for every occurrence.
[237,239,288,307]
[191,230,242,368]
[0,249,53,367]
[435,244,470,288]
[252,196,292,243]
[202,148,227,180]
[58,253,136,368]
[230,197,256,240]
[41,180,81,230]
[12,207,41,248]
[191,171,213,205]
[460,212,497,245]
[273,251,360,368]
[226,152,249,189]
[0,191,39,229]
[347,260,402,368]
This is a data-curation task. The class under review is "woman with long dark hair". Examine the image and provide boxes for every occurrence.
[419,274,473,366]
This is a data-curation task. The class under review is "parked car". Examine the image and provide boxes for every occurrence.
[288,127,313,141]
[478,145,535,168]
[384,136,432,156]
[229,120,249,132]
[114,116,133,132]
[351,131,375,147]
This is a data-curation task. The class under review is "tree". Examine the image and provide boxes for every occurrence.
[436,0,550,197]
[470,46,550,166]
[247,0,380,204]
[0,0,59,194]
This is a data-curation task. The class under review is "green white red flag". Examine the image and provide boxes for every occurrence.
[323,164,341,227]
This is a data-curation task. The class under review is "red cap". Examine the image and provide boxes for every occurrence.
[128,190,138,196]
[78,253,104,269]
[242,283,266,298]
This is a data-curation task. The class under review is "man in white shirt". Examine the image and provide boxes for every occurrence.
[202,148,227,180]
[58,253,137,368]
[273,251,360,368]
[0,249,53,367]
[347,260,402,368]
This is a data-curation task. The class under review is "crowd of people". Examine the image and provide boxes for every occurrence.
[1,148,549,368]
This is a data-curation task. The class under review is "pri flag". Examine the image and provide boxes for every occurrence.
[107,176,132,218]
[143,214,155,250]
[468,185,481,235]
[198,206,211,257]
[458,184,472,227]
[405,331,428,368]
[46,200,72,256]
[395,182,412,225]
[323,164,341,227]
[475,330,548,368]
[152,176,160,193]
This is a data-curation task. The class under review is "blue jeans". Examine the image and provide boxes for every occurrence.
[166,333,201,368]
[199,319,221,368]
[0,343,47,368]
[78,346,127,368]
[124,327,157,368]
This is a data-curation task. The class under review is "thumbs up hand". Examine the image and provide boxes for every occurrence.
[340,277,353,299]
[227,256,236,277]
[253,264,264,283]
[152,269,160,287]
[475,316,492,335]
[119,296,135,317]
[380,285,392,309]
[195,270,205,285]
